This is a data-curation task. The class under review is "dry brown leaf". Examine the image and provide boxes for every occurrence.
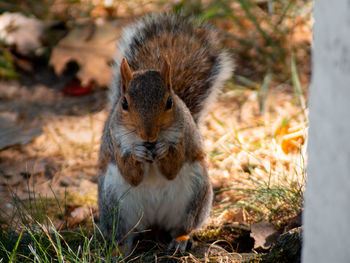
[50,20,119,86]
[222,210,245,223]
[0,12,44,55]
[250,221,280,250]
[68,205,91,227]
[276,123,306,154]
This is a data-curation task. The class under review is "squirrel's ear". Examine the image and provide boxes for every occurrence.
[120,57,133,93]
[161,55,171,90]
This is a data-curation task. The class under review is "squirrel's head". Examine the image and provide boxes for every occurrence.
[117,57,174,143]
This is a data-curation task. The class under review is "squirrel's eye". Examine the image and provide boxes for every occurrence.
[165,96,172,110]
[122,97,128,111]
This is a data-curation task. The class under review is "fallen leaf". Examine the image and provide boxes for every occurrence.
[276,123,306,154]
[250,221,280,250]
[223,210,245,223]
[68,205,91,227]
[61,80,93,96]
[50,20,119,87]
[0,12,44,55]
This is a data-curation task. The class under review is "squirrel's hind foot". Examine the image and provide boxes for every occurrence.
[168,235,194,252]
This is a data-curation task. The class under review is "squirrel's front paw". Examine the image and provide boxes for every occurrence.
[133,144,153,163]
[153,141,169,160]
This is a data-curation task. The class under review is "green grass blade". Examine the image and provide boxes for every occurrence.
[9,231,23,263]
[276,0,293,27]
[51,222,64,263]
[258,71,272,113]
[26,227,50,262]
[235,75,258,89]
[218,29,275,61]
[291,55,306,110]
[237,0,273,46]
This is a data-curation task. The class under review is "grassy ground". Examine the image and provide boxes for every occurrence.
[0,0,311,262]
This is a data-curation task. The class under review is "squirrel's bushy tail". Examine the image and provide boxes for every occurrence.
[110,13,234,123]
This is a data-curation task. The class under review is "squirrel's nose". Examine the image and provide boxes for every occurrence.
[146,136,157,143]
[138,130,158,143]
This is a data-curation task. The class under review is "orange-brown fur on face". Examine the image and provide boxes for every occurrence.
[119,90,175,142]
[120,57,133,92]
[118,58,175,143]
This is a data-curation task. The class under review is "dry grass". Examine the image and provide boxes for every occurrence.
[204,86,306,227]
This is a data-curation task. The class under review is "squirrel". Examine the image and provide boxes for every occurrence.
[98,13,233,254]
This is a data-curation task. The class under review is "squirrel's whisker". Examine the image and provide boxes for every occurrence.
[120,130,136,137]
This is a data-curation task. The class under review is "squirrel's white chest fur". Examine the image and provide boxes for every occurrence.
[102,161,201,231]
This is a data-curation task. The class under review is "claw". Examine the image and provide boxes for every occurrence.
[133,144,153,162]
[153,141,169,160]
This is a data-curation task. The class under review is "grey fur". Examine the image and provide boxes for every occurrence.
[99,13,233,253]
[109,13,234,123]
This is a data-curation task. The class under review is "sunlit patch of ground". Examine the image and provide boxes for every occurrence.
[0,81,306,230]
[203,86,306,227]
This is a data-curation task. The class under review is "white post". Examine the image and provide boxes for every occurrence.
[303,1,350,262]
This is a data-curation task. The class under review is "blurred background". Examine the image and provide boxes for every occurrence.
[0,0,311,261]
